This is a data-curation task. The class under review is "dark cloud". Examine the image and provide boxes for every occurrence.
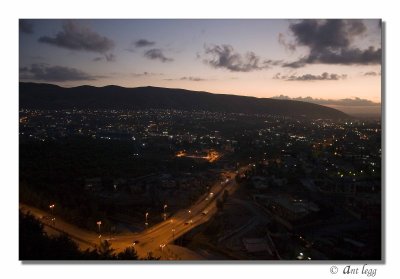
[305,46,381,65]
[20,20,34,34]
[347,20,367,36]
[202,44,280,72]
[92,53,116,62]
[38,21,114,54]
[144,48,173,63]
[284,19,381,67]
[290,19,355,50]
[272,95,380,107]
[134,39,155,48]
[20,64,99,82]
[282,59,307,68]
[364,71,381,76]
[274,72,347,81]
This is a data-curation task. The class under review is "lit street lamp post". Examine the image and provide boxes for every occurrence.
[96,220,102,237]
[49,204,55,226]
[163,204,168,221]
[145,212,149,228]
[188,210,192,224]
[96,220,102,245]
[172,228,175,241]
[160,243,165,252]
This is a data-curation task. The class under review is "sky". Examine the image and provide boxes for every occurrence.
[19,19,382,113]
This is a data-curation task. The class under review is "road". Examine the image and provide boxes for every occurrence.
[20,167,246,259]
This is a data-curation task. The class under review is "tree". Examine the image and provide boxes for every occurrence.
[98,240,116,259]
[50,233,82,260]
[19,210,157,260]
[20,210,84,260]
[117,247,139,260]
[143,252,161,260]
[19,210,47,260]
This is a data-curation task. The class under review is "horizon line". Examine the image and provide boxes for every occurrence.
[19,81,381,105]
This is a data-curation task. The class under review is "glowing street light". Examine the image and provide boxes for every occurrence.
[96,220,102,234]
[188,210,192,224]
[172,228,176,241]
[160,243,166,251]
[49,204,55,226]
[145,212,149,228]
[163,204,168,221]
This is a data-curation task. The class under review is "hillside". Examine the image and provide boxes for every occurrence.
[19,82,349,119]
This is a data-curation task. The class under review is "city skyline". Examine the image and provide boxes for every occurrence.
[20,19,381,108]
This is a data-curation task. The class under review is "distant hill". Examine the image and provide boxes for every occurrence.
[19,82,349,119]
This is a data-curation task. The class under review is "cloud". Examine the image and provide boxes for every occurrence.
[131,72,163,77]
[126,39,156,52]
[272,95,380,107]
[364,71,381,76]
[105,53,116,62]
[164,76,208,81]
[273,72,347,81]
[20,20,34,34]
[202,44,281,72]
[144,48,173,62]
[283,19,381,67]
[282,59,307,69]
[38,20,114,54]
[19,64,100,81]
[134,39,155,48]
[180,76,207,81]
[92,53,116,62]
[278,33,296,52]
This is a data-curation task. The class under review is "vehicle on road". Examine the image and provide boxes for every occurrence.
[201,210,208,216]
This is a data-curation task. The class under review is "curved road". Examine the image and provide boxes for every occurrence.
[20,168,246,259]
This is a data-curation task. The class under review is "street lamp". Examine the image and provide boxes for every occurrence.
[160,243,165,252]
[188,210,192,224]
[163,204,168,221]
[96,220,102,234]
[49,204,55,226]
[145,212,149,228]
[96,220,102,242]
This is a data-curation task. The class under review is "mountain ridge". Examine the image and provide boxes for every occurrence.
[19,82,350,119]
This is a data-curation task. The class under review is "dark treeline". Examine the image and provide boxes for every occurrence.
[19,211,159,260]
